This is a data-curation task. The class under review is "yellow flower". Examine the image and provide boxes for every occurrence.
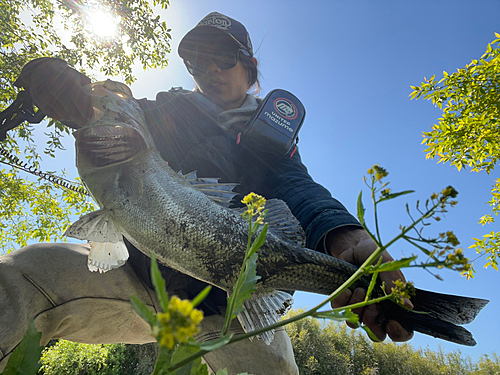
[190,309,204,325]
[242,192,266,209]
[160,333,175,349]
[157,311,171,324]
[368,164,388,181]
[155,295,204,350]
[242,192,258,205]
[169,296,193,317]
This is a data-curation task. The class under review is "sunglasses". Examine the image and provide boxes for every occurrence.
[183,47,251,76]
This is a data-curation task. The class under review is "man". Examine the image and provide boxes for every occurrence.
[0,12,411,374]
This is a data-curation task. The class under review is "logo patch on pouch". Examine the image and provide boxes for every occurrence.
[274,98,298,120]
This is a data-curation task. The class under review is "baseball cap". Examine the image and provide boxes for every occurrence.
[178,12,253,59]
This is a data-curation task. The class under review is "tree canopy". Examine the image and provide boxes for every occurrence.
[410,33,500,275]
[32,311,500,375]
[0,0,172,253]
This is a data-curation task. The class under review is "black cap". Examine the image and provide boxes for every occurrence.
[178,12,253,58]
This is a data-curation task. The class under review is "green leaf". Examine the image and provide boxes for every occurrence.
[151,252,170,312]
[365,266,380,300]
[173,363,193,375]
[197,334,234,352]
[170,342,208,375]
[152,345,174,375]
[215,369,228,375]
[130,294,157,326]
[314,310,359,325]
[378,190,415,203]
[191,286,212,309]
[364,256,417,273]
[1,319,42,375]
[248,223,268,257]
[357,190,365,225]
[361,325,382,342]
[229,253,261,320]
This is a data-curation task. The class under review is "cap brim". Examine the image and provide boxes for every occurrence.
[178,27,243,58]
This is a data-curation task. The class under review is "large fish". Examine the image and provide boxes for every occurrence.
[65,80,488,346]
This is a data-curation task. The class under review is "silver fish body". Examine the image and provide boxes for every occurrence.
[66,81,488,346]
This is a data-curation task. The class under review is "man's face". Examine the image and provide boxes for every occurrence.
[190,44,250,111]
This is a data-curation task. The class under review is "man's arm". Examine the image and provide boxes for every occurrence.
[265,151,413,342]
[14,58,93,128]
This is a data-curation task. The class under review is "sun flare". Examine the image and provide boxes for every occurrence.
[88,10,118,38]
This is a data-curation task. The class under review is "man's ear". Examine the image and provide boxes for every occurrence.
[252,57,258,67]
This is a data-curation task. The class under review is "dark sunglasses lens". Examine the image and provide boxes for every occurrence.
[214,50,238,70]
[184,59,204,76]
[184,48,244,75]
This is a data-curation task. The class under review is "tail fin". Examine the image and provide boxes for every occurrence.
[383,288,489,346]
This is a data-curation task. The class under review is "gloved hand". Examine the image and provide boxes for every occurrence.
[14,58,93,128]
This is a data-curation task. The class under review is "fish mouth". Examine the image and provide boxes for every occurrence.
[74,125,148,168]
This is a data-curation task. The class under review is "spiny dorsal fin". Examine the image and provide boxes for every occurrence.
[237,291,294,345]
[234,199,306,246]
[178,170,238,207]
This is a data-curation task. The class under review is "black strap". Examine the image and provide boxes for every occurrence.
[0,90,46,141]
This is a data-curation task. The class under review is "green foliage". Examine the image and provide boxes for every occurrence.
[36,315,500,375]
[0,165,95,253]
[410,34,500,174]
[410,33,500,274]
[285,309,500,375]
[1,0,171,94]
[0,0,171,254]
[1,319,42,375]
[38,340,145,375]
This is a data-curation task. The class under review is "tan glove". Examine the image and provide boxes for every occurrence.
[14,58,93,128]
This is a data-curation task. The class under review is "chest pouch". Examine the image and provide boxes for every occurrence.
[237,89,305,156]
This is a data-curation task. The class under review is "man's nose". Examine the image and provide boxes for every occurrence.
[205,61,221,74]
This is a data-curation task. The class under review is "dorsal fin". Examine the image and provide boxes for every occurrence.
[234,199,306,246]
[178,170,238,207]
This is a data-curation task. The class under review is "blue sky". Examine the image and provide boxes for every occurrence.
[34,0,500,360]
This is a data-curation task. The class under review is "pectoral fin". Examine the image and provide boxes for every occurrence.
[87,240,129,273]
[64,209,129,273]
[237,291,294,345]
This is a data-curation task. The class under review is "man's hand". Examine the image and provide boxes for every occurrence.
[326,226,414,342]
[14,58,93,128]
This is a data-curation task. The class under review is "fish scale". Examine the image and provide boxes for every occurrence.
[65,80,488,346]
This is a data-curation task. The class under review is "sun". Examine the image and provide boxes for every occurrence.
[87,10,119,38]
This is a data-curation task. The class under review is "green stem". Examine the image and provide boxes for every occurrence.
[221,217,253,336]
[371,180,383,244]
